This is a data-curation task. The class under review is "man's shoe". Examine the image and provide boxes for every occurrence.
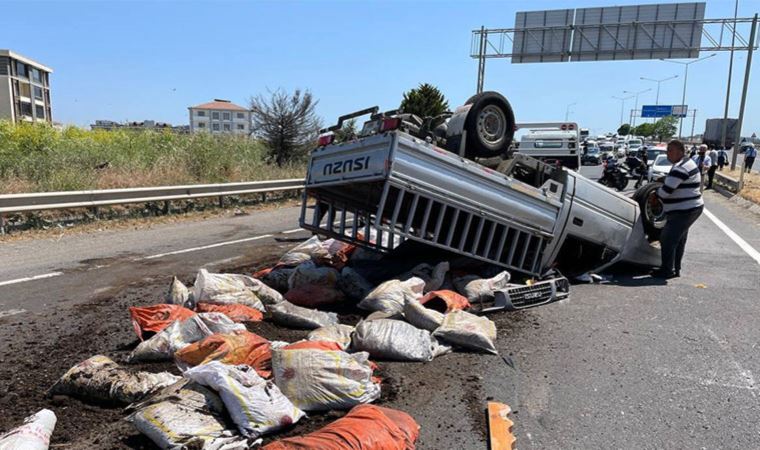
[674,270,680,277]
[650,269,677,279]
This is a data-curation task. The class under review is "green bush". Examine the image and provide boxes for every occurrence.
[0,121,305,193]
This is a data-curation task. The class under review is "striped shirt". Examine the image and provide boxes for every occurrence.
[657,156,704,213]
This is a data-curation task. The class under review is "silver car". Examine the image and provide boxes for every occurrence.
[648,154,673,182]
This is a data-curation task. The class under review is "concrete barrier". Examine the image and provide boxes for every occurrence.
[714,172,740,193]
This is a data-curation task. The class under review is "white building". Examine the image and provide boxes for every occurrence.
[0,50,53,123]
[188,99,250,135]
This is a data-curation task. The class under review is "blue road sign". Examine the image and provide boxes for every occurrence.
[641,105,688,118]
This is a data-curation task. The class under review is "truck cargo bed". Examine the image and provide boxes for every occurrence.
[300,132,567,276]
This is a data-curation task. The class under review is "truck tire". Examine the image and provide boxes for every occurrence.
[462,91,516,159]
[633,182,665,241]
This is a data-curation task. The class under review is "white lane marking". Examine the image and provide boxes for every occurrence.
[0,308,27,318]
[0,272,63,287]
[143,234,274,260]
[703,208,760,265]
[282,228,304,234]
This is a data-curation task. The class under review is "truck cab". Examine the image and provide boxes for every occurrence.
[516,123,581,170]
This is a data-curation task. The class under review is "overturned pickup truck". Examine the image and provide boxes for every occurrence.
[299,92,664,310]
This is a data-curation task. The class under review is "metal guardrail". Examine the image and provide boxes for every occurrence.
[0,179,305,215]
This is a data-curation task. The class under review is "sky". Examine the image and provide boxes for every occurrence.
[3,0,759,137]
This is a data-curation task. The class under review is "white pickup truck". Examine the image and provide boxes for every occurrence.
[299,92,663,310]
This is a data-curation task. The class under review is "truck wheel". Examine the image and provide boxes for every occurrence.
[462,91,515,158]
[633,183,665,241]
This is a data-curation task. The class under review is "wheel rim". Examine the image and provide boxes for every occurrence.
[645,191,667,229]
[477,105,506,146]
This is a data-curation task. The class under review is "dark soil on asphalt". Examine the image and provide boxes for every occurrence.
[0,242,533,449]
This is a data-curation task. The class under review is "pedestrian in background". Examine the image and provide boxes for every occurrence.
[717,147,728,171]
[653,140,704,279]
[745,144,757,173]
[707,146,718,189]
[692,145,711,190]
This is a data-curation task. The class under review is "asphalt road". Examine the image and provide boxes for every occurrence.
[1,172,759,448]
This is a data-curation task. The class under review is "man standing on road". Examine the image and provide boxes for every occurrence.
[707,145,718,189]
[744,144,757,173]
[653,140,704,279]
[717,147,728,171]
[692,145,711,191]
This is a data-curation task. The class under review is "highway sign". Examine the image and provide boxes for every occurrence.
[671,105,688,118]
[641,105,688,118]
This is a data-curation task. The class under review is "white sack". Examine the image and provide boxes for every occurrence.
[184,361,305,439]
[0,409,56,450]
[307,324,355,350]
[267,301,339,329]
[272,345,380,412]
[433,310,498,354]
[350,319,449,362]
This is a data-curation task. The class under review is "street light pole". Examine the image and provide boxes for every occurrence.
[640,75,679,105]
[612,96,634,129]
[565,102,577,121]
[623,88,652,128]
[660,53,717,139]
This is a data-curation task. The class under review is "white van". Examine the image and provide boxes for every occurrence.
[516,122,581,170]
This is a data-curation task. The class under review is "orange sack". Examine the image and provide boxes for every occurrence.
[129,304,195,340]
[262,404,420,450]
[419,290,471,312]
[252,266,274,279]
[196,302,264,323]
[175,330,272,378]
[285,284,345,308]
[283,340,344,351]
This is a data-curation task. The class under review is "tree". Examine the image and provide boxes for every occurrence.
[653,116,678,142]
[633,122,655,138]
[250,89,321,166]
[617,124,631,136]
[400,83,449,119]
[333,119,357,142]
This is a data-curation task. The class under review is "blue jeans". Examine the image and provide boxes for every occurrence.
[660,206,703,274]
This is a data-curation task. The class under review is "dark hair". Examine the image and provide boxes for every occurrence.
[667,139,685,154]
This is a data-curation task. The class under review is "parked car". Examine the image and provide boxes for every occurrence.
[645,144,668,166]
[582,145,602,165]
[648,154,673,182]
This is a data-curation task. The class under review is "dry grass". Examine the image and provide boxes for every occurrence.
[0,121,305,193]
[721,168,760,204]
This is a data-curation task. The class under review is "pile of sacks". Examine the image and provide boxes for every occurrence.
[44,234,512,449]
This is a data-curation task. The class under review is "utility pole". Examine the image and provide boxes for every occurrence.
[734,13,758,184]
[690,109,698,142]
[721,0,740,149]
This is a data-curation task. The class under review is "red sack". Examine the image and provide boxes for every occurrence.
[175,330,272,378]
[262,404,420,450]
[129,304,195,340]
[419,290,471,312]
[196,302,264,322]
[285,284,345,308]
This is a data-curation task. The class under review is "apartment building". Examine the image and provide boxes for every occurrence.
[188,99,250,135]
[0,50,53,123]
